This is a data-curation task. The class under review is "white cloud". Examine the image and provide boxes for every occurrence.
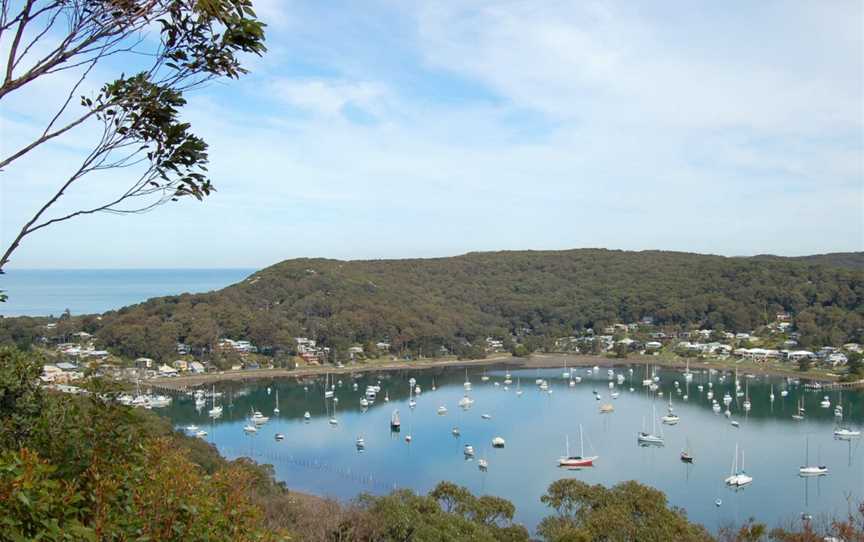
[1,0,861,268]
[270,78,389,117]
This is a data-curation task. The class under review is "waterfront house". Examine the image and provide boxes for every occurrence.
[827,353,848,367]
[158,364,178,377]
[786,350,815,362]
[189,361,205,374]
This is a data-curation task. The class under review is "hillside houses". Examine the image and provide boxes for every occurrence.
[217,338,257,354]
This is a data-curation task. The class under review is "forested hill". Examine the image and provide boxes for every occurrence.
[5,250,863,360]
[753,252,864,271]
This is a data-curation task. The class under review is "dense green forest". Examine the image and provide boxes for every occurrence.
[753,252,864,271]
[2,250,862,361]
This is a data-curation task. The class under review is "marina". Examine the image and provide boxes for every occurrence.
[157,363,863,534]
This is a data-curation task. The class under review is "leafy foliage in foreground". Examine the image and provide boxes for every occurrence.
[538,479,715,542]
[2,347,863,541]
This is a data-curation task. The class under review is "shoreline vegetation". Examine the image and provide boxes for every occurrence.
[145,352,854,390]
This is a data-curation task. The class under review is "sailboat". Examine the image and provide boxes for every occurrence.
[463,369,472,391]
[637,406,664,445]
[792,398,805,420]
[390,409,401,431]
[834,426,861,439]
[329,395,338,425]
[742,380,751,411]
[208,385,223,417]
[408,383,417,409]
[562,359,570,379]
[724,444,753,487]
[680,438,694,463]
[661,393,680,424]
[481,368,490,382]
[558,425,597,468]
[324,373,334,399]
[769,385,775,402]
[798,437,828,476]
[273,389,280,414]
[516,377,523,396]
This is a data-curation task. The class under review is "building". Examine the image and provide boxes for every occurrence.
[158,364,178,376]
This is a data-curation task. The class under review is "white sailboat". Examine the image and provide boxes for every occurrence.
[798,437,828,476]
[324,373,334,399]
[834,427,861,439]
[724,444,753,487]
[637,406,664,445]
[661,393,680,424]
[208,385,223,417]
[792,398,805,420]
[329,396,338,425]
[408,383,417,409]
[562,359,570,379]
[516,377,523,396]
[273,389,280,414]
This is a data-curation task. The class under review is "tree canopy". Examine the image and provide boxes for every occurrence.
[7,249,859,361]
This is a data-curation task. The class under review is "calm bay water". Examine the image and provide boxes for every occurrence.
[0,268,253,316]
[159,365,864,534]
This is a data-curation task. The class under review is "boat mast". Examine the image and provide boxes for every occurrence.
[579,424,585,457]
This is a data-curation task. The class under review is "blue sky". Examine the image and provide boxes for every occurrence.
[1,0,862,269]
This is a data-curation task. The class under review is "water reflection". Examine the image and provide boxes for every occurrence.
[156,363,863,534]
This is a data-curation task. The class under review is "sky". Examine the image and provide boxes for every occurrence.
[1,0,862,269]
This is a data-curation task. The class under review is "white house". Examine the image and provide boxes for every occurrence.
[189,361,205,374]
[787,350,815,361]
[158,364,178,376]
[827,353,848,366]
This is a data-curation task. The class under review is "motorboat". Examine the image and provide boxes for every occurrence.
[437,405,448,415]
[463,444,475,456]
[492,436,506,448]
[390,410,401,431]
[275,433,285,441]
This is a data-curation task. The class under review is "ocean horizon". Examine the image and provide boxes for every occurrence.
[0,268,254,317]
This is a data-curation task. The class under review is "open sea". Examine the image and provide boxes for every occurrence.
[0,269,253,317]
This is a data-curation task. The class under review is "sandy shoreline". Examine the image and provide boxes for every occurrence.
[145,352,841,390]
